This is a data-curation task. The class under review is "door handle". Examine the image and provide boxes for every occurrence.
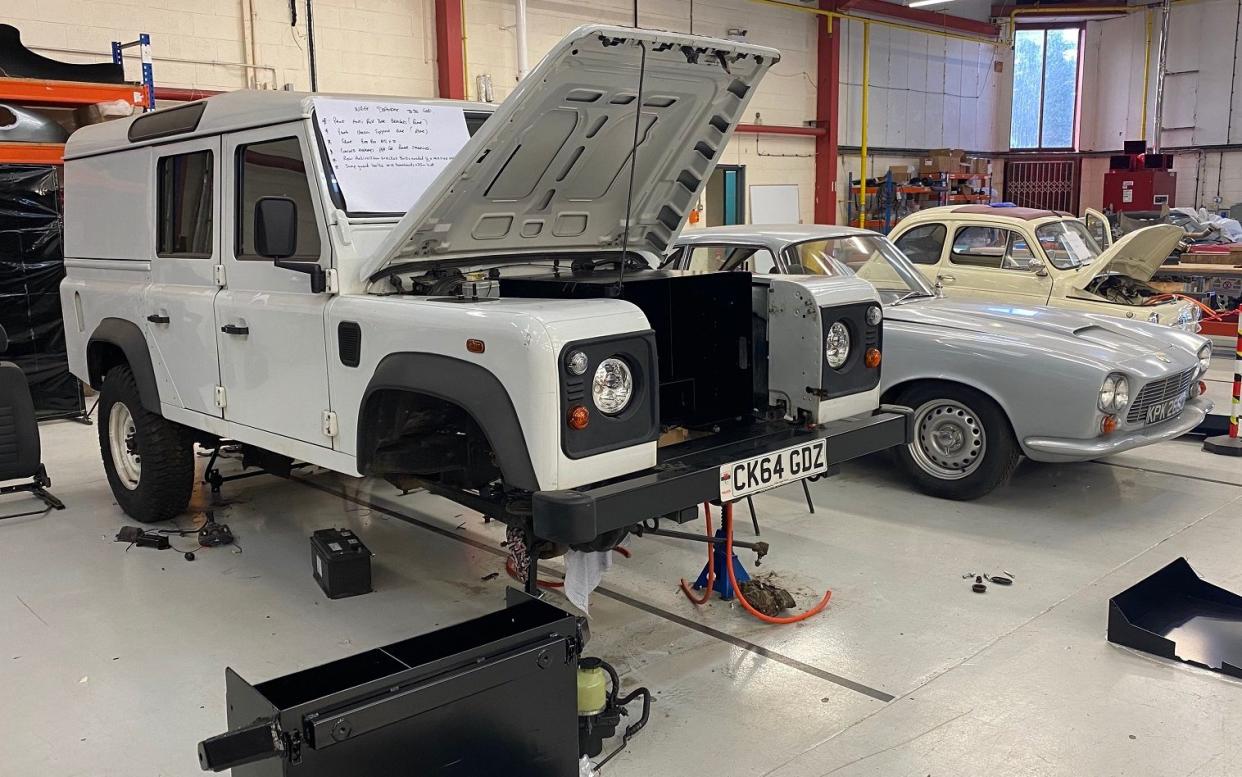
[221,324,250,336]
[146,314,170,324]
[937,274,956,284]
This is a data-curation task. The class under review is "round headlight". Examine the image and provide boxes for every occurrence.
[866,305,883,326]
[825,321,851,369]
[1099,373,1130,413]
[592,358,633,415]
[1198,344,1212,376]
[567,350,589,376]
[1147,311,1161,324]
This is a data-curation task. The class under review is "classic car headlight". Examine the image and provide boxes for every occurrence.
[825,321,851,369]
[1147,311,1161,324]
[592,357,633,415]
[866,305,883,326]
[1198,343,1212,376]
[1099,373,1131,413]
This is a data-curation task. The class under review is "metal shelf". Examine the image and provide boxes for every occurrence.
[0,143,65,165]
[0,77,148,108]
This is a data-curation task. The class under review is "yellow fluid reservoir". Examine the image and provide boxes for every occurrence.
[577,666,608,716]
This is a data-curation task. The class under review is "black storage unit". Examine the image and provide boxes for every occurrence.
[310,528,372,599]
[0,165,84,419]
[198,593,582,776]
[501,269,755,428]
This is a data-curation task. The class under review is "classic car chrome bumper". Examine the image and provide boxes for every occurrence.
[1022,397,1213,462]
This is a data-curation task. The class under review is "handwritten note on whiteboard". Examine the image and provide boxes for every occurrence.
[313,98,471,214]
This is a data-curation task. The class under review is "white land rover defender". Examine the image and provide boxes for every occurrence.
[60,25,910,552]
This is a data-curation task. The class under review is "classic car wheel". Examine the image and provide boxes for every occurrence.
[895,383,1020,501]
[98,364,196,523]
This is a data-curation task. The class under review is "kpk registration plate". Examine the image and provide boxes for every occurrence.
[719,439,829,500]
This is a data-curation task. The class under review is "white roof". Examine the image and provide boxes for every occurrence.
[676,224,878,244]
[64,90,492,159]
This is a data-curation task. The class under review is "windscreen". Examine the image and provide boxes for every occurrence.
[790,235,935,303]
[1035,220,1101,269]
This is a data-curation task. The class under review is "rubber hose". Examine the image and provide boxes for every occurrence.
[679,503,714,605]
[723,502,831,624]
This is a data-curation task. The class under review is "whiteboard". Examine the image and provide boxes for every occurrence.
[313,98,470,214]
[749,184,801,225]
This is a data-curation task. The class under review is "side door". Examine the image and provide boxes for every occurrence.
[941,224,1053,306]
[144,138,223,417]
[214,127,334,447]
[1083,208,1113,248]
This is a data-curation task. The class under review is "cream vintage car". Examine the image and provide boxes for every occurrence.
[888,205,1200,331]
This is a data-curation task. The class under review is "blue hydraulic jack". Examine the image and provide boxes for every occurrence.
[694,527,756,601]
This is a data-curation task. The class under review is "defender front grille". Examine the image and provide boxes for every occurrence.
[1126,369,1196,424]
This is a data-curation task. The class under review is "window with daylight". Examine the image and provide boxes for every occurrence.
[1010,27,1082,150]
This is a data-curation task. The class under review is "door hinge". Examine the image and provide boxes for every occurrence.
[325,268,339,294]
[322,410,338,438]
[214,264,226,286]
[214,386,227,408]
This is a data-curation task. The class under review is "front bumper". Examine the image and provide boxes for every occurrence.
[1022,396,1212,462]
[533,407,913,544]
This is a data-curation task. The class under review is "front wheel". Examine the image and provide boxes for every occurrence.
[893,383,1020,501]
[98,365,195,522]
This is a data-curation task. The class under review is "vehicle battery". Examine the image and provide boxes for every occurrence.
[310,528,372,599]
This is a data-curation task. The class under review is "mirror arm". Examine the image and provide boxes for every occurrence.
[274,260,327,294]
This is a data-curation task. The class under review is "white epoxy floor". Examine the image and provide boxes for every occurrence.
[2,418,1240,776]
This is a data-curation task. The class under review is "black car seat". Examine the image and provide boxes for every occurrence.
[0,325,63,518]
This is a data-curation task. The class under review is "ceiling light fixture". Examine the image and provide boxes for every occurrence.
[908,0,954,6]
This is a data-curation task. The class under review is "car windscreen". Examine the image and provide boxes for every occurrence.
[789,235,936,302]
[1034,220,1101,269]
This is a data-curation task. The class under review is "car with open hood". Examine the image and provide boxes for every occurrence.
[57,25,911,560]
[669,225,1213,500]
[888,205,1201,332]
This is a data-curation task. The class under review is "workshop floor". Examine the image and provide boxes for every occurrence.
[2,410,1240,776]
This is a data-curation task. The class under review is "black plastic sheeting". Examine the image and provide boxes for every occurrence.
[0,166,83,418]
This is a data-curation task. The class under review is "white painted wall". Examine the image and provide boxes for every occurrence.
[1080,0,1242,209]
[3,0,1011,223]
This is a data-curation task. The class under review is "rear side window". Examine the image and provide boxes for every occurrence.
[683,245,772,273]
[157,150,213,258]
[236,137,322,261]
[952,226,1040,272]
[893,224,945,265]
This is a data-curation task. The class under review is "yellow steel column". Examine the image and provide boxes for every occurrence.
[859,20,870,229]
[1141,10,1153,141]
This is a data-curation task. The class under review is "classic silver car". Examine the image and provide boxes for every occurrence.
[669,225,1214,500]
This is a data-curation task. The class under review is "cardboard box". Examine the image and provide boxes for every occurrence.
[969,157,991,175]
[931,154,959,174]
[918,156,936,176]
[889,165,911,183]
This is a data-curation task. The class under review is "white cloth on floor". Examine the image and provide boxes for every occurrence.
[563,548,613,615]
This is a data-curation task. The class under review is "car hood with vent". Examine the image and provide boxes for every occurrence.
[1069,223,1183,290]
[887,297,1206,376]
[359,25,779,281]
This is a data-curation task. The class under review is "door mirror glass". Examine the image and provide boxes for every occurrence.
[254,197,298,259]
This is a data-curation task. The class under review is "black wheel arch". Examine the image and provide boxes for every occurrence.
[87,318,161,414]
[358,353,540,492]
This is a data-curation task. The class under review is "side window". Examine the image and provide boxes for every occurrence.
[1085,214,1109,247]
[236,137,322,261]
[157,150,213,257]
[748,248,777,273]
[1003,233,1035,270]
[685,245,731,272]
[893,224,946,265]
[951,226,1012,269]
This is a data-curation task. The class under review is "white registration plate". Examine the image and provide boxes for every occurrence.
[1145,392,1188,425]
[719,439,828,501]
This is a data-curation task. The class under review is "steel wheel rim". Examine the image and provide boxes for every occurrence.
[908,398,986,480]
[108,402,141,490]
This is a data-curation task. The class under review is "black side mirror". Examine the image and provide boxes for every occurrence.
[275,260,327,293]
[254,196,298,259]
[0,324,8,354]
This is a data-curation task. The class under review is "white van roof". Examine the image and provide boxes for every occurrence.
[64,90,492,160]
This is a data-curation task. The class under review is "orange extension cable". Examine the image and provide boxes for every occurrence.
[722,502,832,624]
[679,503,715,604]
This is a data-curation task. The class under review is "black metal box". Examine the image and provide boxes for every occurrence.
[310,528,372,599]
[500,269,755,427]
[199,594,581,776]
